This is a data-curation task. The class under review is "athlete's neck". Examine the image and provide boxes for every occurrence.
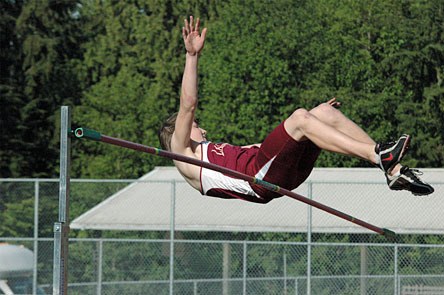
[190,140,203,157]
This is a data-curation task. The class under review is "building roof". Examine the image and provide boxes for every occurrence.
[0,244,34,278]
[70,167,444,234]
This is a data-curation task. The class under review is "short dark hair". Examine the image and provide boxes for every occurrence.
[158,112,178,151]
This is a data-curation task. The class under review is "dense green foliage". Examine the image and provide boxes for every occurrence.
[1,0,83,178]
[1,0,443,179]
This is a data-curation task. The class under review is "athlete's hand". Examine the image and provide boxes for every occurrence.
[327,97,341,109]
[182,16,207,56]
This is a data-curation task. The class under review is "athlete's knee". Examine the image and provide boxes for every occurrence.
[288,108,312,125]
[310,102,341,125]
[287,108,312,129]
[311,102,336,115]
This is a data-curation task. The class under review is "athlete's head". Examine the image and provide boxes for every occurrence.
[158,113,207,151]
[159,112,178,151]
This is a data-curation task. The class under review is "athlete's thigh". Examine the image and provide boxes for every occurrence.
[250,121,320,198]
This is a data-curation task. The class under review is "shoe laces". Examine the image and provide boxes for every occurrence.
[401,166,424,181]
[376,141,394,152]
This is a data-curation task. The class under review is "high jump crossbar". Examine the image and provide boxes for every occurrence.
[73,127,396,239]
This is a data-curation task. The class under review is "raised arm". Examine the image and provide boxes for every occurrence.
[171,16,207,155]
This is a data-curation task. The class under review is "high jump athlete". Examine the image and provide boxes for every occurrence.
[159,16,434,203]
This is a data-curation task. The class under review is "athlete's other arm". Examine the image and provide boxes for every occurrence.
[171,16,207,184]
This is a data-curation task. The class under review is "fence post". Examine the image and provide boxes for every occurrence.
[169,180,176,295]
[360,245,368,295]
[295,278,298,295]
[283,252,287,295]
[223,243,231,295]
[394,245,399,295]
[243,241,247,295]
[97,239,103,295]
[307,181,313,295]
[53,106,71,295]
[33,180,39,295]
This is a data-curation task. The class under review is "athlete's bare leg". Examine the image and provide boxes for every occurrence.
[284,109,374,160]
[308,100,402,175]
[284,100,402,175]
[309,99,375,145]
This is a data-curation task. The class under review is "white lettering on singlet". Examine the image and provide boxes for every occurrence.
[211,143,228,156]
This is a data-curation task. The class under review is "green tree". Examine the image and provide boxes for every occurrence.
[389,1,444,168]
[0,181,35,237]
[1,0,83,178]
[1,0,26,178]
[199,0,303,145]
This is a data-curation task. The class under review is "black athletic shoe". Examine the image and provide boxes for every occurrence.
[386,166,434,196]
[375,134,411,173]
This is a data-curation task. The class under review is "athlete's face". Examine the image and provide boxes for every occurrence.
[190,121,207,142]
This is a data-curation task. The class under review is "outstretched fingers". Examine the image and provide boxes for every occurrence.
[195,17,200,32]
[182,26,187,41]
[184,16,202,35]
[327,97,341,109]
[184,19,189,34]
[189,15,194,32]
[201,27,207,40]
[182,16,207,55]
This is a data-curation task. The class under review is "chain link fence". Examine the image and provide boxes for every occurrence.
[1,178,443,295]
